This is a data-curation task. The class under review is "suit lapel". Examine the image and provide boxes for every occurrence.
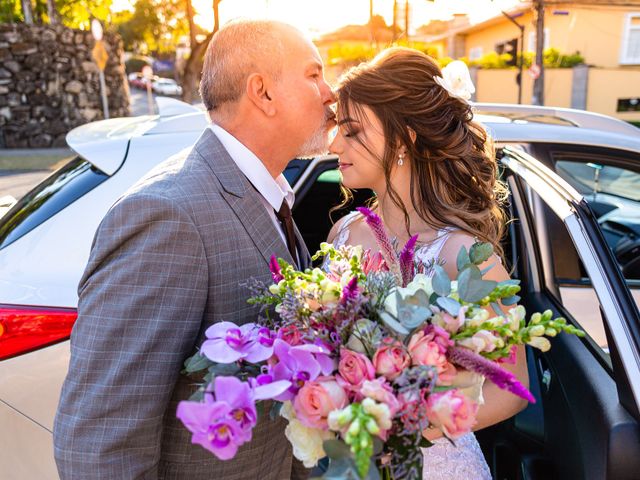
[192,128,295,268]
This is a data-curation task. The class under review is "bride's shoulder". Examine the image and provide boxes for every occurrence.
[327,210,362,244]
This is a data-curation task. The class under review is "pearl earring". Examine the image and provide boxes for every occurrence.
[397,151,405,166]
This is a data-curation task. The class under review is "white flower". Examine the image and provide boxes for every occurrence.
[507,305,526,331]
[383,274,434,317]
[451,370,486,405]
[281,401,334,468]
[346,318,383,353]
[434,60,476,101]
[362,398,392,431]
[527,336,551,352]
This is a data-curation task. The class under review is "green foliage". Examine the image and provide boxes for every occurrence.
[125,55,152,74]
[0,0,22,23]
[327,42,377,66]
[450,47,584,70]
[56,0,113,29]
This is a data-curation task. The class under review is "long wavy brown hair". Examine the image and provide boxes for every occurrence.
[335,47,509,257]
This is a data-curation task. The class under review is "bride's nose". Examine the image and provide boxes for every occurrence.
[328,130,341,155]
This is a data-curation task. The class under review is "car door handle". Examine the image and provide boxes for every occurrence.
[538,358,552,395]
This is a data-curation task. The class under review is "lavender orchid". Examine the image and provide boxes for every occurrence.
[201,322,274,364]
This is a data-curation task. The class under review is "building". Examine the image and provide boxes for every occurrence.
[422,1,640,122]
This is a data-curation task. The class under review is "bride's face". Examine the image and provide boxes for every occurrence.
[329,104,387,191]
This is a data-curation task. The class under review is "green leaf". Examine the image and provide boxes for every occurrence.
[269,401,282,420]
[458,265,497,302]
[323,439,353,460]
[188,387,205,402]
[491,301,505,317]
[322,457,360,480]
[379,312,410,336]
[469,242,493,265]
[429,292,440,305]
[436,297,461,316]
[419,436,434,448]
[456,245,471,271]
[480,263,496,276]
[364,460,382,480]
[208,363,241,376]
[432,265,451,297]
[183,352,214,373]
[501,295,520,306]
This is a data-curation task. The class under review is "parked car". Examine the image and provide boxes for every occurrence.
[1,103,639,479]
[151,78,183,96]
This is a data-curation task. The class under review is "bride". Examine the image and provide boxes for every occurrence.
[327,47,529,478]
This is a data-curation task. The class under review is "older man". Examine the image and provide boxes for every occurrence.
[53,20,336,479]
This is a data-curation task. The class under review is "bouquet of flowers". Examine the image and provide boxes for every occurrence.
[177,207,583,479]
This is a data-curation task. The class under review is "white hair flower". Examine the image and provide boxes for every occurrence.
[434,60,476,101]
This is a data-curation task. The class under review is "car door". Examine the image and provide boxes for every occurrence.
[476,145,640,480]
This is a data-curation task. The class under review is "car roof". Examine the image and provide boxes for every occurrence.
[65,101,640,175]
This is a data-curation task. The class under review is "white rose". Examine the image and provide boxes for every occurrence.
[450,371,486,405]
[282,402,334,468]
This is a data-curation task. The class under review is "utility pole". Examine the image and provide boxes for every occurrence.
[404,0,410,41]
[21,0,33,24]
[532,0,545,105]
[392,0,398,42]
[369,0,375,47]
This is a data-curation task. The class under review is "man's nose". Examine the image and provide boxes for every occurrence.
[322,80,336,105]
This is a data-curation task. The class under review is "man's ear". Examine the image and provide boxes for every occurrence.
[246,73,276,116]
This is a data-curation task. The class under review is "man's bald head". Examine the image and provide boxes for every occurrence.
[199,19,303,111]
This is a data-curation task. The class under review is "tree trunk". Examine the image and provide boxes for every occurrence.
[47,0,58,24]
[21,0,34,24]
[181,0,222,104]
[532,0,545,105]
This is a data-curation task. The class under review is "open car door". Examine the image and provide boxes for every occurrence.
[476,146,640,479]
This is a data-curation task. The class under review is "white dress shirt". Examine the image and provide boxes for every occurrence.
[210,124,295,249]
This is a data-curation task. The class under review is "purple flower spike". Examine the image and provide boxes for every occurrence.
[340,276,360,306]
[447,346,536,403]
[202,322,274,364]
[399,234,419,287]
[269,255,284,283]
[356,207,401,280]
[176,376,257,459]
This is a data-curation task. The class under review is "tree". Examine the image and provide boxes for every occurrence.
[46,0,59,24]
[21,0,34,24]
[181,0,222,104]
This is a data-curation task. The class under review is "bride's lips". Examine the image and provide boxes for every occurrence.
[338,162,352,171]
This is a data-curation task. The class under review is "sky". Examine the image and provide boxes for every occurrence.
[112,0,523,37]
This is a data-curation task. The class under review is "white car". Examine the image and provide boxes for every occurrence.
[151,78,183,96]
[1,103,640,479]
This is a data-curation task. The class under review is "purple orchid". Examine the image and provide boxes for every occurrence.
[356,207,401,280]
[201,322,274,364]
[270,339,334,401]
[176,376,257,459]
[399,234,419,287]
[447,346,535,403]
[269,255,284,283]
[248,373,292,400]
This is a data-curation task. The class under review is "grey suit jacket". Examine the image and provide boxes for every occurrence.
[53,129,311,479]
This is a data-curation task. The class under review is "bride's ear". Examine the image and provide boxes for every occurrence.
[246,73,276,117]
[407,126,417,144]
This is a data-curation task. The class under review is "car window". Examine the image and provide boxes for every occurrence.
[0,157,108,250]
[552,153,640,302]
[520,184,611,358]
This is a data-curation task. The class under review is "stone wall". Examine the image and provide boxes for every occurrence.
[0,23,130,148]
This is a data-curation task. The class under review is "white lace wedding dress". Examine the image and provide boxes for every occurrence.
[330,211,492,480]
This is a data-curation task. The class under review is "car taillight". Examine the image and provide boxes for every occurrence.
[0,304,77,360]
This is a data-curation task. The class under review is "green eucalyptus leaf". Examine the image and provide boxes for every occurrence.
[379,312,410,335]
[188,387,205,402]
[269,401,282,420]
[469,242,494,265]
[323,439,353,460]
[432,265,451,297]
[373,437,384,455]
[501,295,520,306]
[456,245,471,271]
[436,297,461,316]
[183,352,214,373]
[397,303,432,329]
[364,460,382,480]
[480,263,496,276]
[498,279,520,287]
[491,301,505,317]
[429,292,440,305]
[322,457,359,480]
[208,363,241,376]
[458,265,497,302]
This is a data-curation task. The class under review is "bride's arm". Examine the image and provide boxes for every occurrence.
[423,233,529,441]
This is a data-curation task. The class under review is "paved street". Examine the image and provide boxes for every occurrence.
[0,170,51,201]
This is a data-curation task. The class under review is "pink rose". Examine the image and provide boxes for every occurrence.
[372,338,411,381]
[336,348,375,394]
[293,376,348,430]
[360,377,401,417]
[426,389,478,440]
[408,325,456,386]
[277,324,303,346]
[433,307,467,334]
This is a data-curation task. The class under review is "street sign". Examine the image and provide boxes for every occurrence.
[92,40,108,72]
[528,64,541,80]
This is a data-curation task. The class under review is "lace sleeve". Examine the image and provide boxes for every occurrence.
[329,210,361,248]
